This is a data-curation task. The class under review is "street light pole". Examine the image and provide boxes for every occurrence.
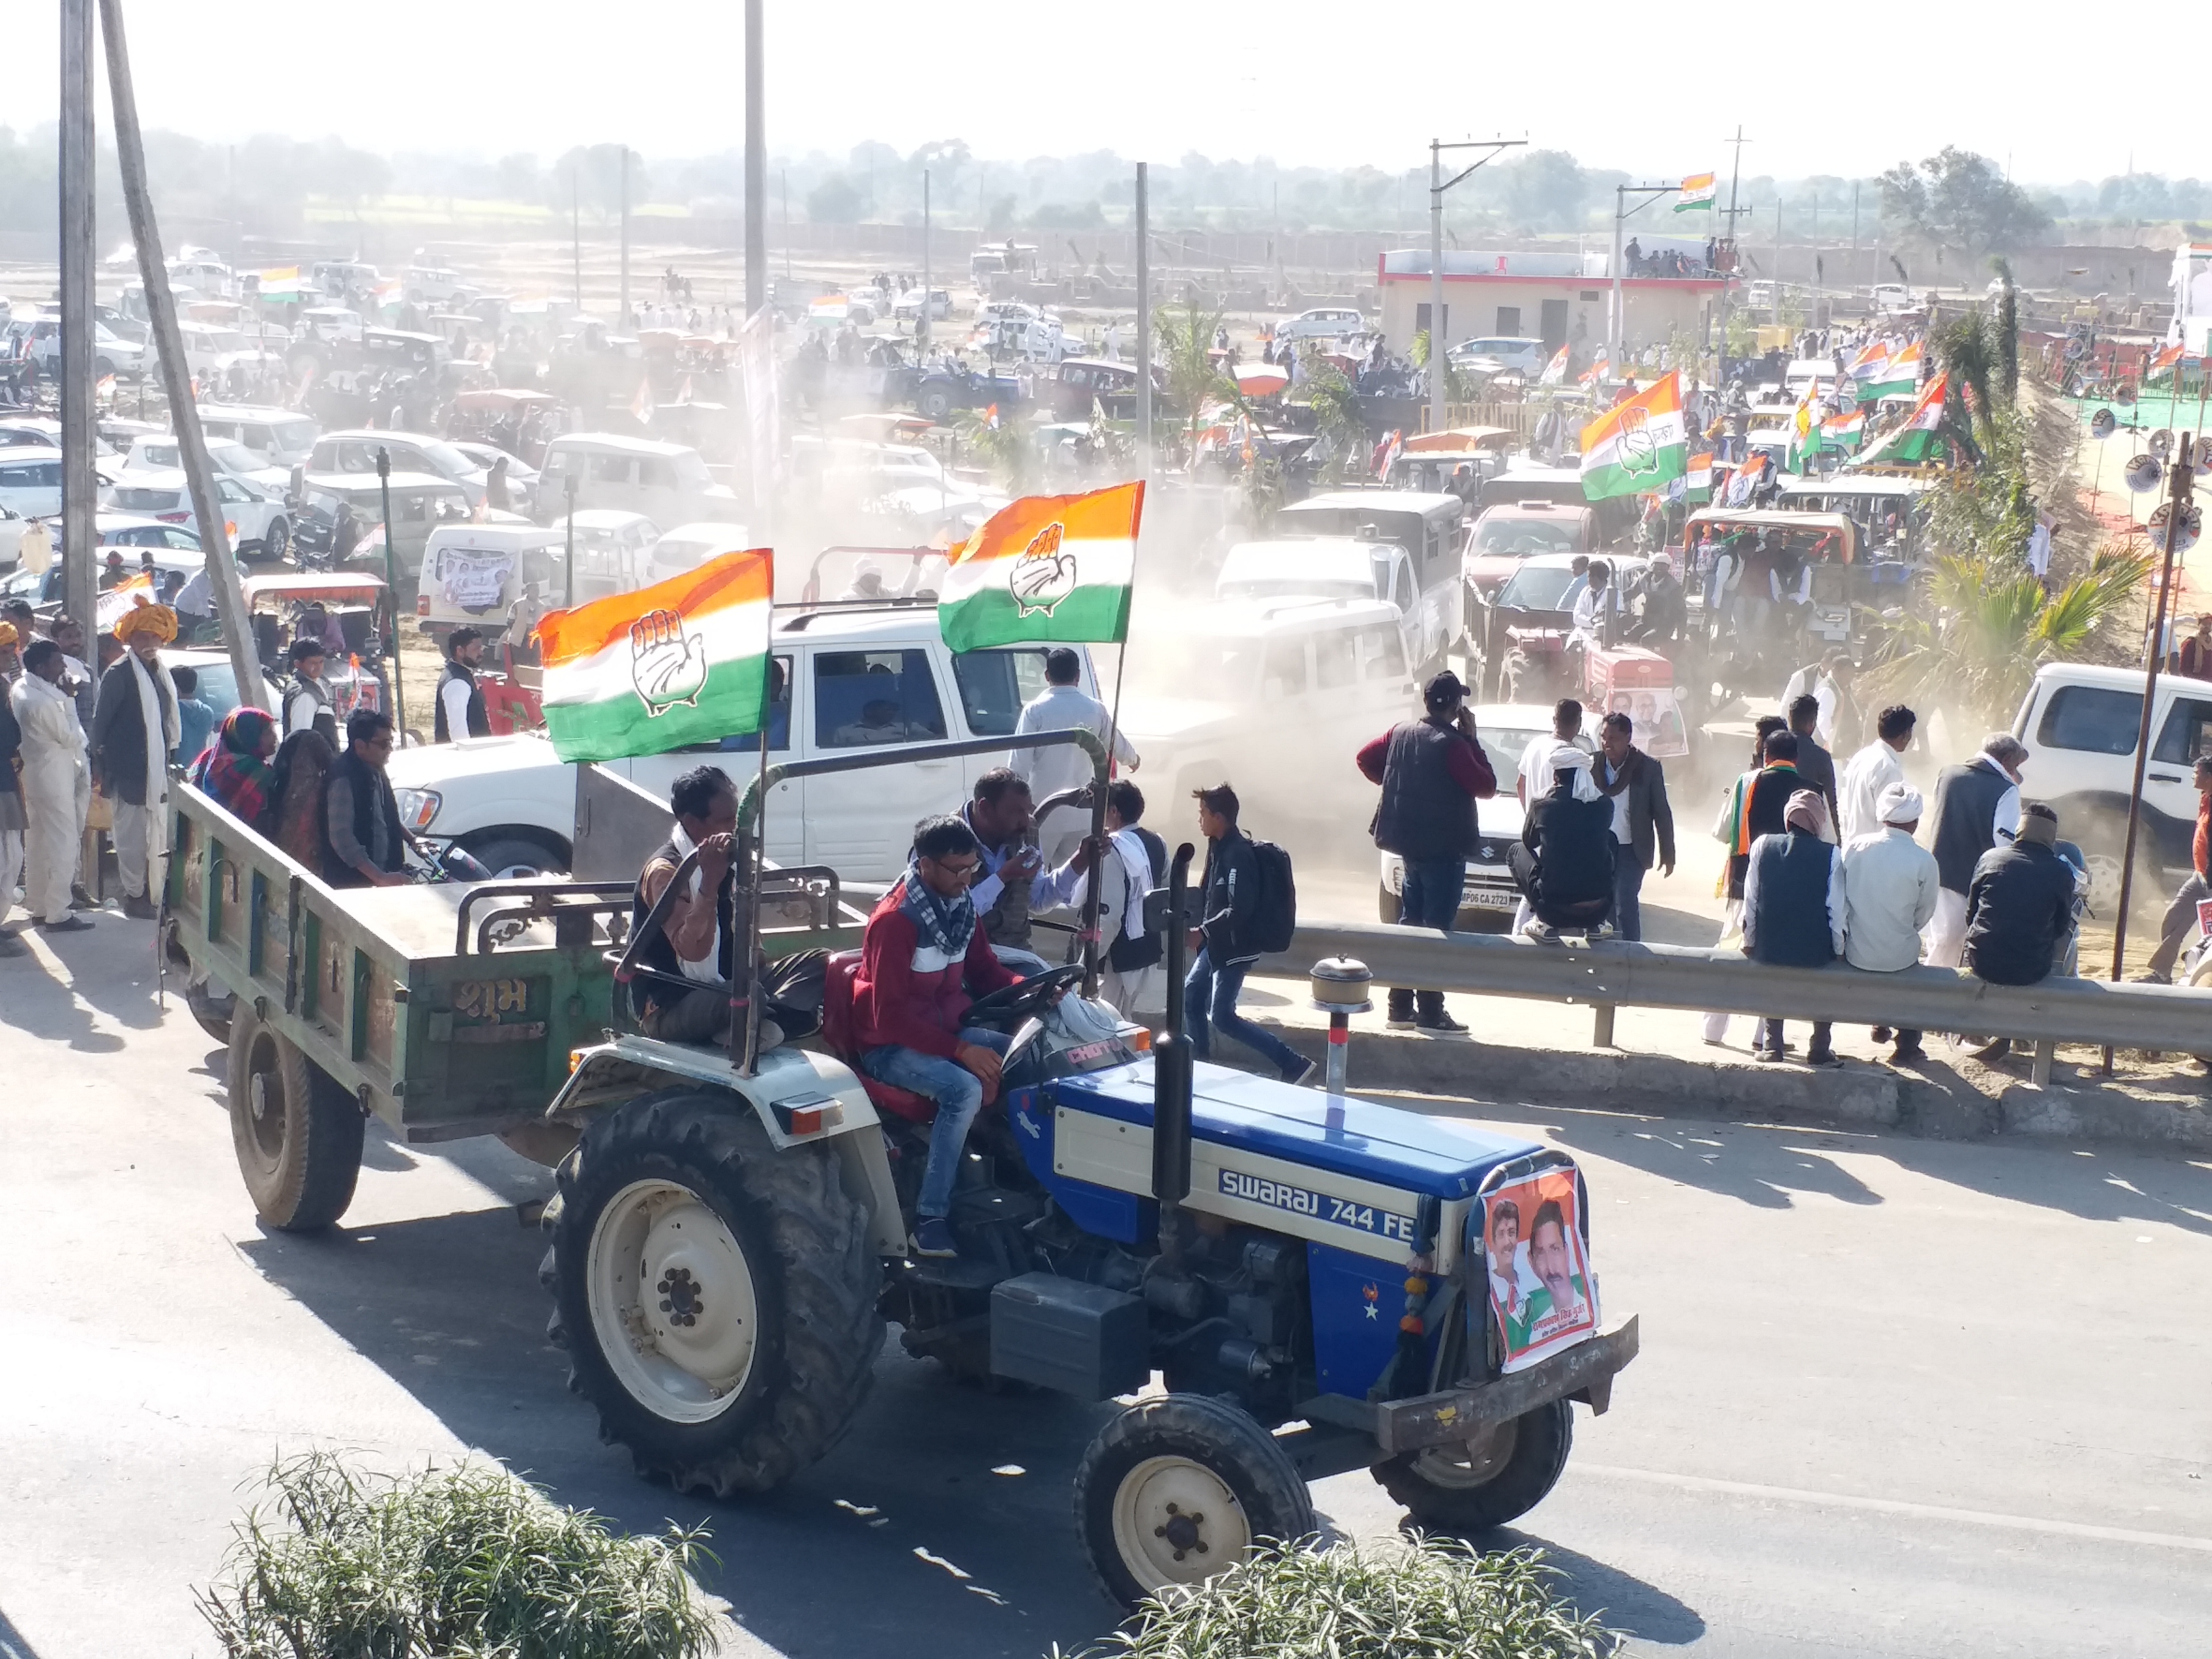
[1136,161,1152,479]
[1610,181,1681,381]
[1427,137,1525,434]
[59,0,96,645]
[744,0,765,318]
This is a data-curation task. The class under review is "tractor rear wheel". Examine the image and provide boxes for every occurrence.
[226,1002,364,1231]
[1370,1397,1573,1533]
[1075,1393,1315,1609]
[543,1089,884,1496]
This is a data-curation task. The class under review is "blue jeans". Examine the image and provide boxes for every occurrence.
[1398,856,1465,933]
[861,1026,1012,1218]
[1612,849,1646,941]
[1186,948,1305,1078]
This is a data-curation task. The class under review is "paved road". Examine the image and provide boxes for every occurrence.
[1,921,2206,1659]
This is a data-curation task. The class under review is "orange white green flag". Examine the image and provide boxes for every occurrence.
[1580,371,1688,501]
[1675,172,1717,212]
[535,548,775,762]
[937,481,1143,652]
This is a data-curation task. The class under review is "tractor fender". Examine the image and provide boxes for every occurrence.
[549,1036,905,1257]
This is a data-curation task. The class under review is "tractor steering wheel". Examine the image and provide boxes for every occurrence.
[962,962,1087,1028]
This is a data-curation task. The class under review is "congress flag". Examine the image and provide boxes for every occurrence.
[1580,371,1689,501]
[937,482,1143,652]
[535,548,774,763]
[1675,172,1718,212]
[1539,343,1570,385]
[1858,339,1924,401]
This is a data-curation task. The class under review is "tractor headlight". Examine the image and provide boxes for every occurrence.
[394,787,442,831]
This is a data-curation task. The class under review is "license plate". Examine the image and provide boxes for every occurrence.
[1463,888,1518,911]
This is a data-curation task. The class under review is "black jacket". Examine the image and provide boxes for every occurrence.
[0,688,19,795]
[1521,788,1616,908]
[323,749,408,888]
[1370,715,1491,863]
[1599,746,1675,872]
[434,660,491,742]
[1743,828,1838,968]
[1963,841,2079,986]
[1197,828,1262,963]
[1791,734,1838,825]
[88,655,176,807]
[1931,758,2014,894]
[1728,762,1800,899]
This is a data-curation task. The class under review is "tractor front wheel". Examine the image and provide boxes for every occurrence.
[1075,1393,1315,1609]
[1370,1397,1573,1533]
[542,1090,884,1497]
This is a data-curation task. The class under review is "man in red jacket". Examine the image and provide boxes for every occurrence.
[854,813,1020,1258]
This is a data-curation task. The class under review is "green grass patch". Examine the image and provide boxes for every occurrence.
[1062,1538,1613,1659]
[196,1451,723,1659]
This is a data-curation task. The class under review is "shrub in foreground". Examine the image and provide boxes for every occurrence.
[197,1451,722,1659]
[1066,1537,1612,1659]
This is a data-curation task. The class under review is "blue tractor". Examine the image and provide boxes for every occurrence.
[538,733,1638,1605]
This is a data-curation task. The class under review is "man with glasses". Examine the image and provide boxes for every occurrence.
[853,814,1023,1259]
[324,709,411,889]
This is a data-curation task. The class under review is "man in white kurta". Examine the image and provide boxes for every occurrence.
[11,639,93,932]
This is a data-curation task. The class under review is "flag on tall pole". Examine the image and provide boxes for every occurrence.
[937,481,1143,651]
[1539,343,1570,385]
[1857,339,1924,401]
[1851,371,1950,469]
[535,548,775,762]
[1580,370,1689,501]
[1675,172,1717,212]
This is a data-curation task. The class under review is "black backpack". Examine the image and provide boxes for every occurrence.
[1245,837,1298,954]
[1107,827,1171,973]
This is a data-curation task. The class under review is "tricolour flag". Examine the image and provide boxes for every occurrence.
[535,548,774,763]
[1577,348,1609,387]
[1580,371,1688,501]
[938,481,1143,652]
[1823,405,1865,449]
[1851,372,1950,469]
[1675,172,1717,212]
[1858,339,1923,401]
[256,266,302,300]
[2149,342,2186,382]
[1684,450,1715,504]
[1847,340,1891,382]
[1539,343,1570,385]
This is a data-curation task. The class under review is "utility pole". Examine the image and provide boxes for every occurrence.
[781,170,792,281]
[1850,181,1860,303]
[98,0,263,707]
[618,146,630,328]
[59,0,96,644]
[744,0,765,316]
[1429,137,1525,433]
[1610,180,1681,379]
[1773,201,1783,325]
[1136,161,1152,477]
[571,159,581,310]
[1715,127,1749,381]
[920,168,931,349]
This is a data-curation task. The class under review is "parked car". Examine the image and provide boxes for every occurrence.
[416,522,569,638]
[4,514,203,602]
[307,428,490,507]
[2013,661,2212,914]
[1378,703,1591,931]
[26,316,146,378]
[552,508,661,602]
[1273,307,1367,343]
[1446,336,1547,376]
[0,418,65,451]
[121,434,289,494]
[1275,489,1467,673]
[0,448,63,520]
[446,440,541,501]
[297,470,476,582]
[891,287,952,322]
[383,606,1108,879]
[195,405,323,469]
[103,469,293,560]
[531,432,741,527]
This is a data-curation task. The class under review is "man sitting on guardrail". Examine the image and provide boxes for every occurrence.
[1743,789,1845,1066]
[1841,782,1939,1064]
[1960,802,2083,1061]
[1508,746,1615,940]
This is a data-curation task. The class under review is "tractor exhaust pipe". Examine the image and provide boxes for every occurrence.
[1152,843,1196,1264]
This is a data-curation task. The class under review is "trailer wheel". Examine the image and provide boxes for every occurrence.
[1370,1397,1573,1533]
[226,1002,364,1231]
[1075,1393,1315,1609]
[545,1090,884,1496]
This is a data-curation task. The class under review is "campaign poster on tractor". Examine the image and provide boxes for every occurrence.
[1482,1171,1599,1373]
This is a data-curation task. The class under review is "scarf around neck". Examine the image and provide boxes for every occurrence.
[899,857,978,962]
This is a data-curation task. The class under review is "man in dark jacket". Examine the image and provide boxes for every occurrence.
[434,625,492,743]
[1356,670,1496,1033]
[0,634,23,955]
[1743,789,1845,1064]
[1785,692,1838,828]
[1186,784,1311,1082]
[1728,728,1803,901]
[1962,804,2082,1058]
[854,813,1021,1259]
[629,765,776,1053]
[1925,733,2026,967]
[89,602,180,919]
[324,709,411,889]
[1594,709,1674,941]
[1507,746,1616,936]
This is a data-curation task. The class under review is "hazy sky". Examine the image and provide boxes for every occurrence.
[11,1,2161,185]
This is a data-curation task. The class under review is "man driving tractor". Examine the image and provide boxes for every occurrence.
[852,813,1023,1260]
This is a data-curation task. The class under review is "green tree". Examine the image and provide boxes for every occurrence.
[953,407,1034,494]
[1878,147,2050,264]
[1407,330,1472,403]
[1294,354,1368,479]
[806,174,863,224]
[1154,299,1232,457]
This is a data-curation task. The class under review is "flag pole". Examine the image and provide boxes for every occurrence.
[739,570,779,1077]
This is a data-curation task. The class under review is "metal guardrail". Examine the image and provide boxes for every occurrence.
[1283,921,2212,1068]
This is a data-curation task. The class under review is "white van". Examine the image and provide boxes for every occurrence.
[416,523,569,637]
[0,448,63,520]
[1274,490,1467,673]
[557,509,662,602]
[1213,537,1431,678]
[532,433,743,528]
[196,404,322,468]
[642,521,754,587]
[381,607,1104,879]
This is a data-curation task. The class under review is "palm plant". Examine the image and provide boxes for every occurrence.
[1153,299,1233,458]
[1295,355,1368,480]
[953,406,1034,494]
[1407,329,1472,404]
[1865,544,2152,727]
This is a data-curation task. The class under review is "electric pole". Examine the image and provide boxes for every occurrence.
[744,0,765,317]
[59,0,96,644]
[1428,137,1525,433]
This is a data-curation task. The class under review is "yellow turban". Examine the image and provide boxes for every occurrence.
[114,601,179,645]
[0,622,16,648]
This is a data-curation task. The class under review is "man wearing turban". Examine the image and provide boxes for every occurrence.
[89,601,180,919]
[1839,781,1941,1064]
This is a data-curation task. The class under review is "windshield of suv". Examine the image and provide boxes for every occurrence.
[1474,517,1579,557]
[1477,726,1548,781]
[1498,565,1581,612]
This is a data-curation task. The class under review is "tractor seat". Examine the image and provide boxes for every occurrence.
[820,950,937,1125]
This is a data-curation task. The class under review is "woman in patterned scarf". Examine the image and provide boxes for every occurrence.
[191,707,279,830]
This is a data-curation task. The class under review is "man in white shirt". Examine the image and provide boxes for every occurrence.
[1010,647,1140,864]
[1837,703,1916,842]
[1781,650,1855,749]
[1568,558,1621,650]
[1517,698,1588,806]
[1842,781,1941,1063]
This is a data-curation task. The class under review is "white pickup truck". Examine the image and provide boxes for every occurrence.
[385,606,1103,880]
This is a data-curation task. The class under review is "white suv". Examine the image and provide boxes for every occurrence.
[384,607,1106,880]
[103,470,293,560]
[1274,307,1366,343]
[2013,661,2209,909]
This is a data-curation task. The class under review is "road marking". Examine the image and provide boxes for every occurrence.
[1577,1463,2212,1553]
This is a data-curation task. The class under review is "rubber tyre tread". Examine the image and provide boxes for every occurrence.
[225,1003,365,1231]
[544,1090,884,1497]
[1370,1397,1574,1533]
[1074,1392,1316,1610]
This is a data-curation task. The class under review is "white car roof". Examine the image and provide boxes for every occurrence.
[1285,489,1464,517]
[1174,597,1403,638]
[197,403,313,424]
[1217,538,1391,585]
[547,431,698,458]
[317,428,449,445]
[425,523,564,554]
[2029,662,2162,695]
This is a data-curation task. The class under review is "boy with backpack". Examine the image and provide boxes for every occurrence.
[1186,783,1312,1085]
